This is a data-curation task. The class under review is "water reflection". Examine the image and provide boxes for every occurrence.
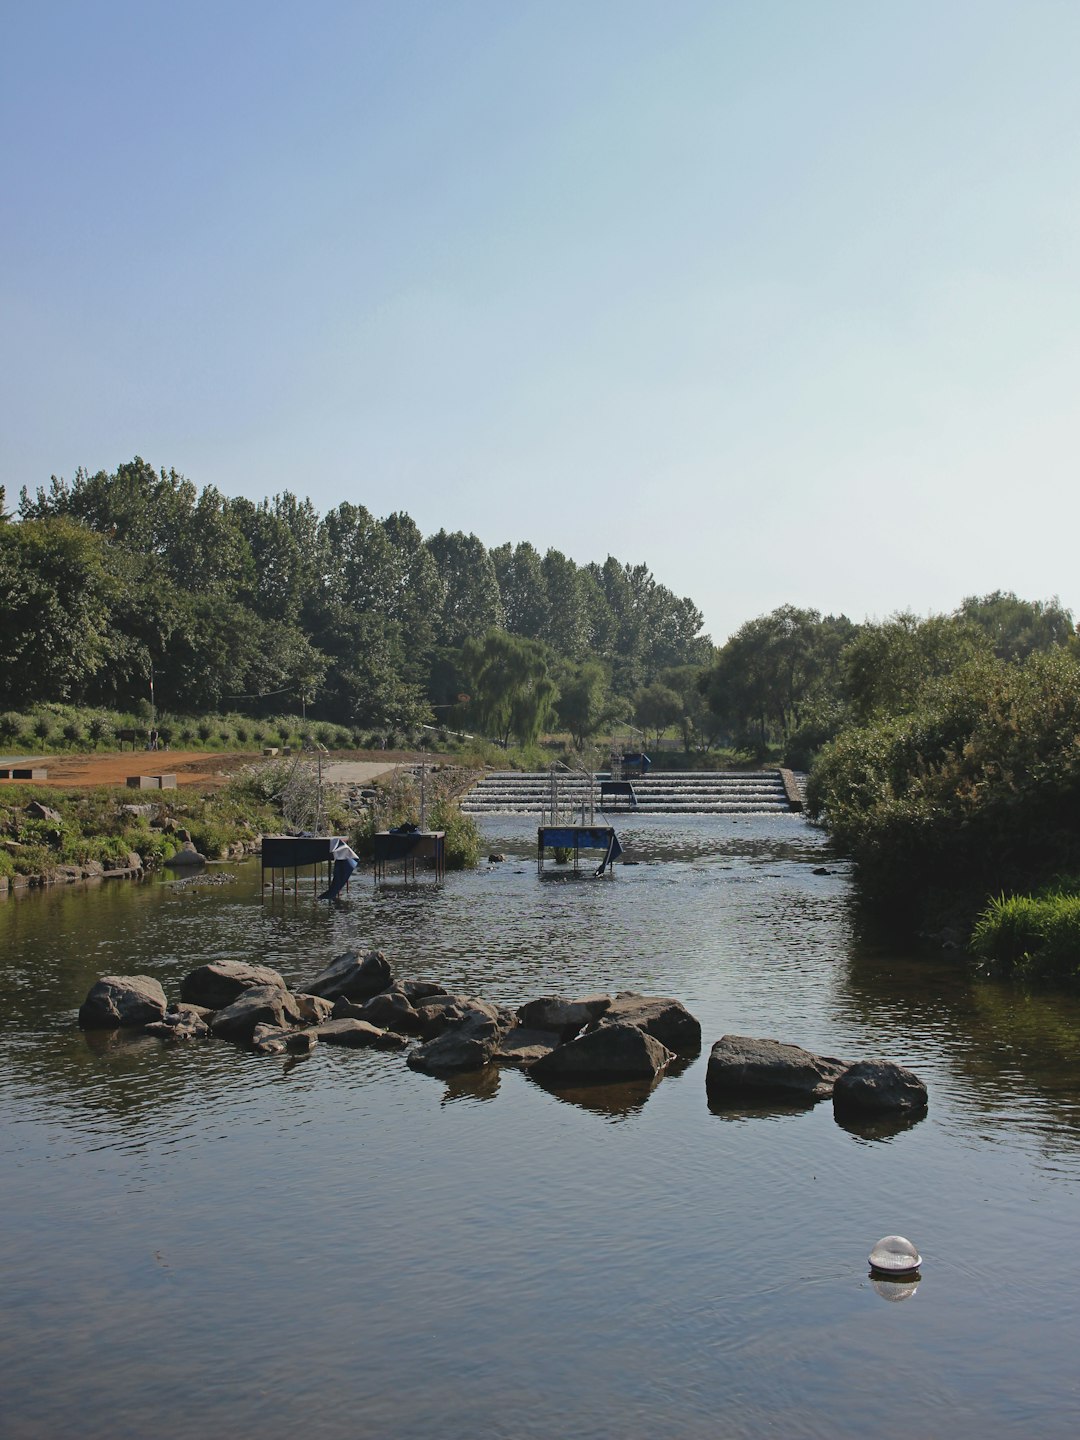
[4,814,1080,1438]
[835,1109,928,1143]
[526,1071,663,1119]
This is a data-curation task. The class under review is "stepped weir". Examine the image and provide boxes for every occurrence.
[461,769,804,816]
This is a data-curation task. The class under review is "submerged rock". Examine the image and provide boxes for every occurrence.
[312,1018,409,1049]
[705,1035,849,1104]
[78,975,168,1029]
[833,1060,928,1116]
[530,1022,674,1085]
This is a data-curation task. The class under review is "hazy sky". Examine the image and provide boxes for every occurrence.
[3,1,1078,644]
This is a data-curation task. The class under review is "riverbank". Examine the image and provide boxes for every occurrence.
[0,750,479,892]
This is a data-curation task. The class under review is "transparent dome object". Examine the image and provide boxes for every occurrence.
[868,1234,922,1274]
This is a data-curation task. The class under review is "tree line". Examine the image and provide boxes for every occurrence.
[1,458,712,744]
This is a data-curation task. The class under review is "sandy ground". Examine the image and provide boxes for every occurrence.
[0,751,404,791]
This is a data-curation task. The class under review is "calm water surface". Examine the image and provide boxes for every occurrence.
[2,814,1080,1439]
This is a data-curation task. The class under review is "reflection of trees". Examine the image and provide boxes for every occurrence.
[838,940,1080,1154]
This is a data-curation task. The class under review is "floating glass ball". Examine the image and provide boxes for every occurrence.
[868,1234,922,1275]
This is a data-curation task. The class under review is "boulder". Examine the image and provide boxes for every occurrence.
[27,801,62,822]
[400,979,449,1002]
[705,1035,850,1104]
[78,974,168,1029]
[358,986,424,1035]
[517,993,611,1039]
[306,949,393,1002]
[589,992,701,1052]
[181,960,288,1011]
[833,1060,928,1116]
[210,985,304,1043]
[154,1004,211,1039]
[412,993,503,1039]
[167,843,206,867]
[407,1007,506,1076]
[312,1018,409,1050]
[294,992,335,1025]
[530,1022,674,1085]
[493,1025,564,1068]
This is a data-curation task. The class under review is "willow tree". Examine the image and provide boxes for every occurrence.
[462,631,558,748]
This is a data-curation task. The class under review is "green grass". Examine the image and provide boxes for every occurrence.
[970,886,1080,979]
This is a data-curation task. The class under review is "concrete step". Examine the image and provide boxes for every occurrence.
[460,770,800,816]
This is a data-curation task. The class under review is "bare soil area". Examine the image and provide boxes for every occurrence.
[0,750,412,792]
[0,751,262,791]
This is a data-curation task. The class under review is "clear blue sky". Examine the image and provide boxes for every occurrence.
[3,1,1078,644]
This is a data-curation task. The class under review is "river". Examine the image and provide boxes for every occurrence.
[1,813,1079,1438]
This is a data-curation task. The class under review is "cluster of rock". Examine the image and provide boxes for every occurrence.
[76,953,702,1086]
[705,1034,928,1119]
[77,955,927,1115]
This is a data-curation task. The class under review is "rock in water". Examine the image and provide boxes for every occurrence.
[180,960,288,1010]
[529,1022,674,1085]
[407,1008,505,1075]
[305,949,393,1002]
[833,1060,928,1115]
[209,985,304,1043]
[78,975,168,1029]
[589,992,702,1052]
[705,1035,850,1104]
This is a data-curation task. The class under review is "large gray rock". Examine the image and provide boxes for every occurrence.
[210,985,304,1043]
[306,949,393,1002]
[494,1025,565,1068]
[180,960,288,1011]
[294,992,335,1025]
[517,993,611,1039]
[589,992,701,1052]
[166,843,206,867]
[833,1060,928,1116]
[79,975,168,1029]
[530,1022,674,1085]
[407,1008,506,1076]
[312,1018,409,1049]
[400,979,449,1002]
[706,1035,849,1104]
[358,986,424,1034]
[411,993,503,1039]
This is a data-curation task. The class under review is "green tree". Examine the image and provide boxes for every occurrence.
[462,631,558,747]
[0,518,120,705]
[635,682,682,750]
[557,660,616,749]
[842,612,992,723]
[427,530,503,648]
[958,591,1074,662]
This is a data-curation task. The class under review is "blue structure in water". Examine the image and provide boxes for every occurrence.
[537,825,623,877]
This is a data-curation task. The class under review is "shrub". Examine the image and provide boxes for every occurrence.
[33,715,52,742]
[234,724,249,744]
[196,721,213,742]
[88,714,111,745]
[62,721,84,746]
[971,889,1080,980]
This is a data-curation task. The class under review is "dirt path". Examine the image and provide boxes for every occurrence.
[0,751,409,791]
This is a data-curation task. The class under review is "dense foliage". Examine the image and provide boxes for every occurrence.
[5,460,712,743]
[806,648,1080,920]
